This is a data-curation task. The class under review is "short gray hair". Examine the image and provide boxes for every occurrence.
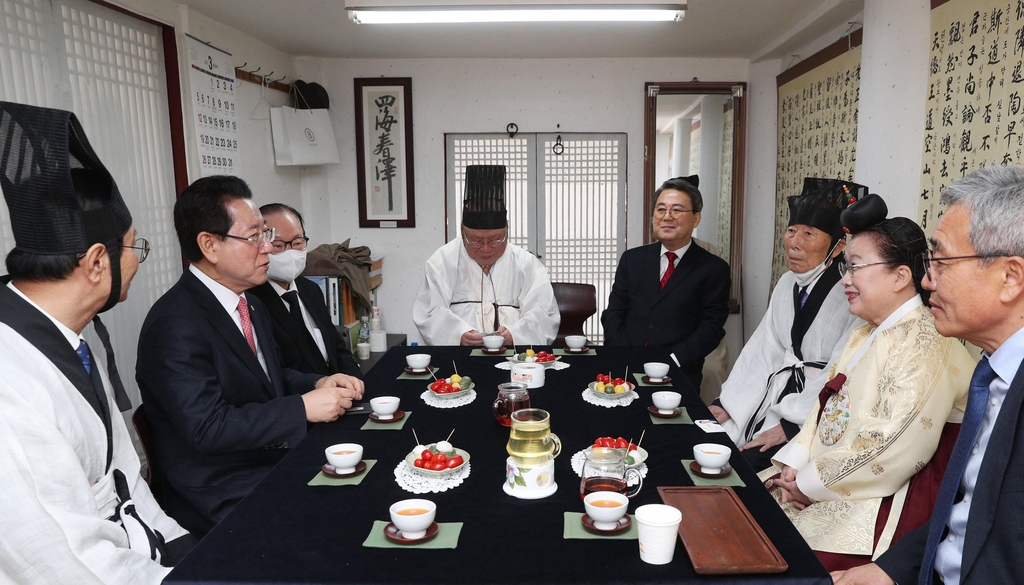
[941,165,1024,262]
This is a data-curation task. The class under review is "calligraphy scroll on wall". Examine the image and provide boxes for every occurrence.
[772,31,862,289]
[919,0,1021,235]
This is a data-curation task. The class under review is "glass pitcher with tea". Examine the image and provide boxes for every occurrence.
[506,408,561,466]
[579,447,643,500]
[493,382,531,426]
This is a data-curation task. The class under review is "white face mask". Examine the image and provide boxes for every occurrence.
[792,239,841,288]
[267,249,307,284]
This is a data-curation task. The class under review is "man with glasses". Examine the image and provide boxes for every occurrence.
[834,166,1024,585]
[248,203,362,378]
[137,176,364,536]
[711,178,865,471]
[414,165,559,346]
[602,175,730,392]
[0,102,195,583]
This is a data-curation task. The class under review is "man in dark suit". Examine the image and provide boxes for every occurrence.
[136,176,364,537]
[601,176,730,391]
[833,166,1024,585]
[247,203,362,379]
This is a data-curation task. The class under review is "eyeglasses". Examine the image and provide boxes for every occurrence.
[463,232,508,249]
[841,260,895,277]
[218,227,276,249]
[124,237,150,263]
[271,236,309,253]
[920,251,1010,281]
[653,206,695,219]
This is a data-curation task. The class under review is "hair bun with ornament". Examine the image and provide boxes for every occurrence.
[840,193,888,235]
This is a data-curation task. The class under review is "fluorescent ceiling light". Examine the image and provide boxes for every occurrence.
[347,4,685,24]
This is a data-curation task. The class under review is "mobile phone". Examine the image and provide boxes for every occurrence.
[345,402,372,416]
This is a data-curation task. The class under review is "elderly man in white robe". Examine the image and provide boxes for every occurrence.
[0,102,193,584]
[710,178,865,472]
[414,165,559,346]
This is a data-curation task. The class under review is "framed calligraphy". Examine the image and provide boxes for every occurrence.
[354,77,415,227]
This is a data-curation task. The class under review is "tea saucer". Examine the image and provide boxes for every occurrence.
[641,375,672,385]
[369,410,405,423]
[404,366,432,375]
[581,513,632,534]
[384,521,439,544]
[321,460,367,479]
[689,460,733,479]
[481,347,507,355]
[648,405,682,419]
[563,346,591,354]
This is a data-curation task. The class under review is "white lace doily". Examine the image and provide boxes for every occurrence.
[495,360,570,371]
[570,450,647,486]
[419,389,477,408]
[393,460,471,493]
[581,389,638,407]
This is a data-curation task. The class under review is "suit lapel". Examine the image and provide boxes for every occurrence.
[183,272,275,398]
[297,279,338,373]
[657,243,701,303]
[263,285,326,374]
[960,365,1024,579]
[247,295,288,398]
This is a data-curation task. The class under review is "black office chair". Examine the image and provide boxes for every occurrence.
[551,282,597,346]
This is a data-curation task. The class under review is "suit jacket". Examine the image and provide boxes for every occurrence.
[247,277,362,379]
[875,358,1024,584]
[601,241,730,380]
[136,270,322,536]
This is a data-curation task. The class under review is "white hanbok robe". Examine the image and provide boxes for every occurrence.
[414,239,560,345]
[719,270,861,445]
[0,308,187,584]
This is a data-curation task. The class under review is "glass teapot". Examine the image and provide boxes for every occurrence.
[578,447,643,500]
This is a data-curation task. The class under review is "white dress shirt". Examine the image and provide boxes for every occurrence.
[934,324,1024,584]
[190,265,268,376]
[269,280,328,361]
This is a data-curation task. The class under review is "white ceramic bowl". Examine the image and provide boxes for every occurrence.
[370,396,400,419]
[651,391,681,414]
[406,353,431,371]
[693,443,731,473]
[482,335,505,350]
[565,335,587,349]
[644,362,670,381]
[325,443,363,473]
[584,491,629,530]
[389,499,436,539]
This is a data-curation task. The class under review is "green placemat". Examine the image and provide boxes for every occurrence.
[470,348,514,357]
[554,348,596,356]
[649,407,693,425]
[632,372,673,387]
[681,459,746,487]
[397,367,438,380]
[308,460,377,486]
[361,412,412,430]
[362,520,463,549]
[563,512,639,540]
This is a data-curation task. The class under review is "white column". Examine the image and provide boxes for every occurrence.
[672,117,692,177]
[695,95,726,245]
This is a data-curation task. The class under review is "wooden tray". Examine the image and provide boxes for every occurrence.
[657,486,788,575]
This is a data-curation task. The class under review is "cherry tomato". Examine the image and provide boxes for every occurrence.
[435,453,447,464]
[612,378,625,386]
[628,443,639,452]
[614,438,628,449]
[413,458,425,468]
[447,456,464,468]
[421,450,433,461]
[598,437,614,448]
[429,461,446,471]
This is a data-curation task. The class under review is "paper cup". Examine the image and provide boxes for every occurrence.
[357,343,371,360]
[635,504,682,565]
[511,362,545,388]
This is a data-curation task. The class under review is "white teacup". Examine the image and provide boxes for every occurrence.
[406,353,431,372]
[651,391,681,414]
[565,335,587,349]
[693,443,731,474]
[370,396,400,420]
[389,499,436,540]
[325,443,363,474]
[644,362,670,382]
[482,335,505,350]
[584,491,629,530]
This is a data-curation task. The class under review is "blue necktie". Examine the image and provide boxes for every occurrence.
[76,339,93,375]
[798,287,809,309]
[919,357,995,585]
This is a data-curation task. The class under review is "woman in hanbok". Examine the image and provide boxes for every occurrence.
[762,196,973,571]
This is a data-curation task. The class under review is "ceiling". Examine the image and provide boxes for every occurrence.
[180,0,863,60]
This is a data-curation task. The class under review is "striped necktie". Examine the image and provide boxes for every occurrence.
[660,251,677,291]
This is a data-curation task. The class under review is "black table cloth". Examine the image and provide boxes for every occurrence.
[166,346,830,585]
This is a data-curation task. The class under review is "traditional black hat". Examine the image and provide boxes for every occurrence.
[840,193,888,235]
[676,174,699,189]
[0,101,132,311]
[788,177,867,241]
[461,165,507,230]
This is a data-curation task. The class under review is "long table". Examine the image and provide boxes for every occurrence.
[166,346,830,585]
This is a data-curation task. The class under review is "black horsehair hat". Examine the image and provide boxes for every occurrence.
[461,165,507,230]
[0,101,132,255]
[788,177,868,241]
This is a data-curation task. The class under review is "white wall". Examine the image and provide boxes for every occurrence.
[297,57,749,343]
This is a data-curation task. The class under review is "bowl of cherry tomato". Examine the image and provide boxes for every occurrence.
[508,349,560,368]
[588,374,635,399]
[589,436,648,467]
[406,443,470,476]
[427,375,474,399]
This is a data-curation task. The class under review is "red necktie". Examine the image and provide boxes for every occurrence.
[237,296,257,355]
[660,251,677,291]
